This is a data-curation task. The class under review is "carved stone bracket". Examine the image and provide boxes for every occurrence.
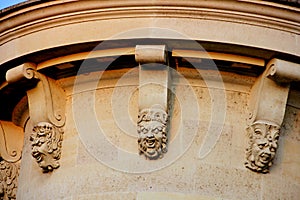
[0,121,23,163]
[0,114,24,198]
[6,63,66,172]
[135,45,171,160]
[0,160,19,200]
[246,58,300,173]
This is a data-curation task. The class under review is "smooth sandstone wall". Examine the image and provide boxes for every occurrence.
[16,69,300,199]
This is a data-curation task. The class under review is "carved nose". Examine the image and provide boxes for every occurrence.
[146,133,154,138]
[272,142,277,149]
[265,148,271,155]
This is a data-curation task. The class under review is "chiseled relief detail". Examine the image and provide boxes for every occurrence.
[0,160,19,200]
[30,122,63,172]
[137,107,168,159]
[245,121,280,173]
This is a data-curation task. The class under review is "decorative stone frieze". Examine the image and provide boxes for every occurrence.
[0,160,19,200]
[246,58,300,173]
[135,45,171,159]
[30,122,63,172]
[6,63,66,172]
[137,106,168,159]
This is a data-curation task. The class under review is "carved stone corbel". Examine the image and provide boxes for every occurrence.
[246,58,300,173]
[0,160,19,200]
[0,121,23,200]
[0,121,23,163]
[135,45,170,160]
[6,63,66,172]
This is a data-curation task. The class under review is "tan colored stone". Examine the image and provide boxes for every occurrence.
[73,192,136,200]
[0,1,298,199]
[137,192,221,200]
[194,164,262,199]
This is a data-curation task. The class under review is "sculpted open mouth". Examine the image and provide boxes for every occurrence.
[260,153,271,163]
[146,137,156,148]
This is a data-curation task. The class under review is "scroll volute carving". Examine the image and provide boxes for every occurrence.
[6,62,66,127]
[0,160,19,200]
[0,121,23,163]
[246,59,300,173]
[6,63,66,172]
[0,122,22,200]
[135,45,171,160]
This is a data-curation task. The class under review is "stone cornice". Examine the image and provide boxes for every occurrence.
[1,0,299,38]
[0,0,299,66]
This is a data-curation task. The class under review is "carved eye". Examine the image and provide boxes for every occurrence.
[254,129,262,135]
[142,128,148,134]
[152,128,158,134]
[139,127,146,134]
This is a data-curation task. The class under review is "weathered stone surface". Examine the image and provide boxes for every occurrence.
[0,1,298,199]
[16,70,300,199]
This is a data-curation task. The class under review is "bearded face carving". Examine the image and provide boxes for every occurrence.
[245,121,280,173]
[137,108,168,159]
[30,122,63,172]
[0,160,19,200]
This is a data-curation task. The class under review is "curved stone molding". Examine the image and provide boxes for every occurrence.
[246,58,300,173]
[26,71,66,128]
[137,107,168,159]
[245,121,280,173]
[6,63,66,128]
[266,58,300,83]
[1,0,299,67]
[0,160,19,200]
[12,97,29,129]
[0,122,23,163]
[30,122,63,173]
[6,62,37,84]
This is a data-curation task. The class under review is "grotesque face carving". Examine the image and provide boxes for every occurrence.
[30,122,63,172]
[245,121,280,173]
[137,108,168,159]
[0,160,19,200]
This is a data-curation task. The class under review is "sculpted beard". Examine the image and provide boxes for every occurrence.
[245,121,280,173]
[138,121,167,159]
[30,122,63,172]
[137,108,168,160]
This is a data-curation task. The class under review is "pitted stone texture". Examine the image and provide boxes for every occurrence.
[16,71,300,199]
[195,164,261,199]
